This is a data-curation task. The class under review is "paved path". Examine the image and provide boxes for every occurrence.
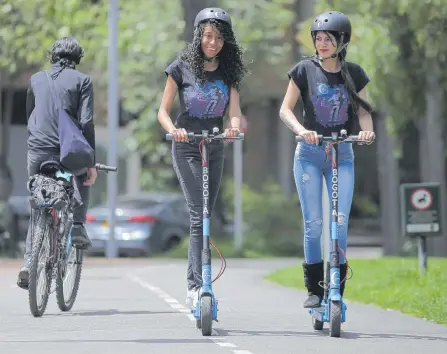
[0,255,446,354]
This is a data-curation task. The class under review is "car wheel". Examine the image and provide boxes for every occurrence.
[163,236,181,251]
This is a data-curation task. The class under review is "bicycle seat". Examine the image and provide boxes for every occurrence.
[39,160,62,175]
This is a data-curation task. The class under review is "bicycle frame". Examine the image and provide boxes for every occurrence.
[43,169,74,272]
[55,170,74,259]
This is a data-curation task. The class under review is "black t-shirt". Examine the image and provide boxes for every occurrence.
[164,59,230,134]
[287,58,370,136]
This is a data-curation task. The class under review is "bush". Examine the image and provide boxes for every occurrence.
[222,178,303,256]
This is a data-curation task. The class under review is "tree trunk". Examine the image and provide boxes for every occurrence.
[376,112,401,255]
[419,65,447,257]
[181,0,215,42]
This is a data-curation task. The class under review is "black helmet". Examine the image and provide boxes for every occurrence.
[310,11,351,42]
[194,7,232,28]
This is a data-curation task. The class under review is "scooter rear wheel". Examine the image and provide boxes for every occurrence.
[312,317,324,330]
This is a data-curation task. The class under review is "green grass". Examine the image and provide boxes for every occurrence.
[157,237,274,259]
[265,257,447,326]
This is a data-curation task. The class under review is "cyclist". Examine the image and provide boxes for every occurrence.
[157,8,248,307]
[278,11,375,308]
[17,37,97,289]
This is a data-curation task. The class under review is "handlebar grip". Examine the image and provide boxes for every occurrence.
[225,133,245,140]
[165,132,195,140]
[295,135,323,143]
[95,163,117,172]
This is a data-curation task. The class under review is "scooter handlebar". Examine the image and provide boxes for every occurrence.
[166,132,244,141]
[295,134,373,144]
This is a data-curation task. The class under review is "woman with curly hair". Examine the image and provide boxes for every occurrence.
[158,7,247,308]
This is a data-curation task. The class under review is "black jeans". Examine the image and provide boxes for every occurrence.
[23,150,90,266]
[172,140,224,291]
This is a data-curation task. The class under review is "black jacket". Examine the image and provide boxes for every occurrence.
[26,63,95,155]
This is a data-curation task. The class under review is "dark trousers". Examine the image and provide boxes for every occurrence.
[171,140,224,291]
[23,150,90,266]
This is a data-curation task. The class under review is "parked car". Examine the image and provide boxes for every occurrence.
[0,199,21,257]
[85,192,190,257]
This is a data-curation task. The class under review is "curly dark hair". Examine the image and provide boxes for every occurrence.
[179,19,248,91]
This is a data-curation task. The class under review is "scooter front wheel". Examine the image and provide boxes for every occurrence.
[329,300,341,337]
[200,296,213,336]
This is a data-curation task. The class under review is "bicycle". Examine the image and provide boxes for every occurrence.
[26,161,117,317]
[295,129,374,338]
[166,127,244,336]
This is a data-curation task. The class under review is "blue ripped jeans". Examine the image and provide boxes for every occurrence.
[293,142,355,265]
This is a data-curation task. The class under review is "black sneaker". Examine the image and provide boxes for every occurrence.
[71,223,92,250]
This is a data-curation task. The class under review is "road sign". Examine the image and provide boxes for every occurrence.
[400,183,443,237]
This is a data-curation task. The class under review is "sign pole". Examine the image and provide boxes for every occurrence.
[106,0,119,258]
[418,235,427,273]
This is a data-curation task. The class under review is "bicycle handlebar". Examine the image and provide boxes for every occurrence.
[166,132,244,141]
[95,163,117,172]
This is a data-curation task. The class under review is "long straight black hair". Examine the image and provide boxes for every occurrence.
[339,48,373,114]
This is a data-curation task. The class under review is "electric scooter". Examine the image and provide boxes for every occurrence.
[166,127,244,336]
[295,129,373,338]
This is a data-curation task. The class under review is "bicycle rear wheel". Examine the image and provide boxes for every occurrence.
[56,230,83,312]
[28,211,53,317]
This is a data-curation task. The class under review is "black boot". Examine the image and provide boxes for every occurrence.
[71,223,92,249]
[302,261,324,308]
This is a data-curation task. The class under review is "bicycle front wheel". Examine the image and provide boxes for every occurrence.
[28,211,53,317]
[56,235,83,312]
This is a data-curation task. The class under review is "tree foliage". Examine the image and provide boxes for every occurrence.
[0,0,105,74]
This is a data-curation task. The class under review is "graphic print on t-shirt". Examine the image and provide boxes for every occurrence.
[311,83,349,127]
[184,80,229,119]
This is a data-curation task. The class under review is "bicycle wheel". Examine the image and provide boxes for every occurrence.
[28,211,53,317]
[56,229,83,312]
